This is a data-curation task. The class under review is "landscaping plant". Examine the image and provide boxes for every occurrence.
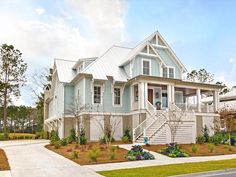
[191,144,198,153]
[121,128,132,143]
[89,146,100,162]
[71,150,79,159]
[126,145,155,161]
[50,130,60,145]
[79,128,87,145]
[160,143,189,157]
[208,144,215,153]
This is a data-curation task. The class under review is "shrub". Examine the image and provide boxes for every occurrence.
[126,145,154,161]
[79,128,87,145]
[122,128,132,143]
[89,146,100,162]
[109,148,117,160]
[208,144,215,153]
[54,141,61,149]
[196,135,206,144]
[60,138,68,146]
[50,130,60,145]
[203,125,209,142]
[71,151,79,159]
[68,129,77,143]
[192,145,198,153]
[160,143,189,158]
[230,138,236,146]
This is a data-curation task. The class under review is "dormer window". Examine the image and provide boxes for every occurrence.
[163,67,175,78]
[142,59,151,75]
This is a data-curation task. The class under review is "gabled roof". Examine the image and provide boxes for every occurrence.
[119,31,187,72]
[81,46,131,82]
[54,58,76,83]
[72,57,97,69]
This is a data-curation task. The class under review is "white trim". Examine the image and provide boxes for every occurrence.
[113,86,122,107]
[152,44,168,49]
[83,78,86,105]
[142,58,151,76]
[162,66,175,78]
[92,84,103,105]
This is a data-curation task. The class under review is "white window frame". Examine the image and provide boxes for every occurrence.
[162,66,175,78]
[142,58,151,75]
[113,86,122,107]
[92,85,103,105]
[168,67,175,78]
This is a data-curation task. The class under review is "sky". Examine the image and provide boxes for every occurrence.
[0,0,236,106]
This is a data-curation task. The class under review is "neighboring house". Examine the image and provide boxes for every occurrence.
[202,87,236,111]
[44,31,223,144]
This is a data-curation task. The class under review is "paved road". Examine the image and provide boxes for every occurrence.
[172,169,236,177]
[0,140,103,177]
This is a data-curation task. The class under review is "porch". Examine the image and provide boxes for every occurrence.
[131,81,220,113]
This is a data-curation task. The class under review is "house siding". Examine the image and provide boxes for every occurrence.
[155,48,181,79]
[64,84,75,114]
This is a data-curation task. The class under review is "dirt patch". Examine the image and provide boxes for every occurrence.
[143,144,236,156]
[0,148,10,171]
[45,141,129,165]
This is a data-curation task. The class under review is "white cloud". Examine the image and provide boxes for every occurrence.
[0,0,128,106]
[35,8,45,15]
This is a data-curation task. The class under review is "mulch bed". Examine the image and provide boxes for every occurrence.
[143,143,236,156]
[45,141,129,165]
[0,148,10,171]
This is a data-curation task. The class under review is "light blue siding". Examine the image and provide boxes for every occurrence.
[124,63,130,78]
[84,77,130,113]
[132,56,161,77]
[64,84,75,113]
[155,48,182,79]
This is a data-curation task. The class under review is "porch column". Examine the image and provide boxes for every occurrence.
[61,118,65,138]
[139,82,146,109]
[167,84,172,107]
[171,85,175,103]
[213,90,219,112]
[196,88,201,112]
[144,82,148,109]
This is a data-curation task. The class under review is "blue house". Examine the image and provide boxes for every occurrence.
[44,31,222,144]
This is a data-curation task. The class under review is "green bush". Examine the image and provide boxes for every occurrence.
[54,141,61,149]
[192,145,198,153]
[68,129,77,143]
[208,144,215,153]
[79,128,87,145]
[60,138,68,146]
[50,130,60,145]
[71,150,79,159]
[89,146,100,162]
[203,126,209,142]
[121,128,132,143]
[160,143,189,158]
[196,135,206,144]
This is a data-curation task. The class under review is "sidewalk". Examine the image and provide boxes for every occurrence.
[0,171,12,177]
[85,144,236,172]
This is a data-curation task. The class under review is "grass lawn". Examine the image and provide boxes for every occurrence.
[143,143,236,156]
[45,141,129,165]
[0,148,10,171]
[99,158,236,177]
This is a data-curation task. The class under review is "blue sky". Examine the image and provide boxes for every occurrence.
[0,0,235,106]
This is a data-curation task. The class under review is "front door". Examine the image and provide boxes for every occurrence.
[148,89,153,105]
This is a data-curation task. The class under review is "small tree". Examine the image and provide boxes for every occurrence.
[220,108,236,146]
[166,103,185,144]
[95,114,121,149]
[0,44,27,131]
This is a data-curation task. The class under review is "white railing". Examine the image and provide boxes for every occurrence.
[132,100,157,142]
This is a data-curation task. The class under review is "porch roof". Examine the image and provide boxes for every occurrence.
[129,75,224,90]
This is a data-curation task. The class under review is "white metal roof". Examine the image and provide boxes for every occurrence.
[82,45,131,82]
[54,59,76,83]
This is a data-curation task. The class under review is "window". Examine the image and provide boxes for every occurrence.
[142,60,150,75]
[114,88,121,105]
[163,67,168,77]
[162,67,175,78]
[169,68,174,78]
[134,85,139,102]
[93,86,101,104]
[77,89,80,100]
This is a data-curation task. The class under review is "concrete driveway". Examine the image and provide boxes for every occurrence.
[0,140,103,177]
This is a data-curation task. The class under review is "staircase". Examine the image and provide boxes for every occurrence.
[133,100,168,144]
